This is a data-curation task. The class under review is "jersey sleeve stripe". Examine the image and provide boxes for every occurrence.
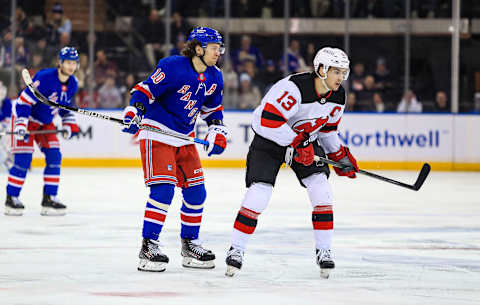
[319,118,341,133]
[260,103,287,128]
[200,104,224,115]
[132,83,153,101]
[18,94,35,106]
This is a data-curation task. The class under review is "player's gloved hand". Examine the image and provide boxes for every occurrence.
[61,123,79,139]
[13,118,29,141]
[287,131,314,166]
[122,103,145,134]
[327,145,359,178]
[204,124,228,156]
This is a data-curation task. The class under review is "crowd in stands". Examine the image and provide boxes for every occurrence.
[112,0,480,19]
[1,1,480,113]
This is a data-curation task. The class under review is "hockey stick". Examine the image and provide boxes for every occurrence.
[1,129,67,136]
[314,155,430,191]
[21,69,209,146]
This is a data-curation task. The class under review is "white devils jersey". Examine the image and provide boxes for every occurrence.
[251,72,346,153]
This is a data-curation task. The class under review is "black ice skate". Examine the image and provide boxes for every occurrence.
[41,193,67,216]
[316,249,335,279]
[181,238,215,269]
[138,238,169,272]
[4,195,25,216]
[225,246,244,277]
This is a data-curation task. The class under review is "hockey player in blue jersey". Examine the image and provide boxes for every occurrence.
[0,81,13,170]
[121,27,228,272]
[4,47,80,216]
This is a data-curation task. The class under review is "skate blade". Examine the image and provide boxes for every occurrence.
[40,207,66,216]
[225,265,240,277]
[182,257,215,269]
[320,268,332,279]
[138,259,167,272]
[4,207,24,216]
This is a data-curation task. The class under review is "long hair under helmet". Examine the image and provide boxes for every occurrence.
[187,27,225,54]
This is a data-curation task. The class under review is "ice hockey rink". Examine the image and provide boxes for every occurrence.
[0,167,479,305]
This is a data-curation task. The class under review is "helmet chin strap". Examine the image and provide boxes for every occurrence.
[316,67,331,91]
[321,78,331,91]
[197,48,209,67]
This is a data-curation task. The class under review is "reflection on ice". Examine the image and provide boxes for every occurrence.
[0,168,479,305]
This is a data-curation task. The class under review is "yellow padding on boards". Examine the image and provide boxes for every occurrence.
[31,158,480,171]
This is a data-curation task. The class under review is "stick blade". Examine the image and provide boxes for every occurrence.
[21,69,33,86]
[412,163,431,191]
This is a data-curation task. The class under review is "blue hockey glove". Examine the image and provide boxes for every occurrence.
[122,104,144,134]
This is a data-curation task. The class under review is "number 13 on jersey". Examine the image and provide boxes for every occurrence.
[276,91,297,111]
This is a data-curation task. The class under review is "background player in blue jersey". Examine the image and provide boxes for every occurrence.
[121,27,228,272]
[4,47,80,216]
[0,81,13,170]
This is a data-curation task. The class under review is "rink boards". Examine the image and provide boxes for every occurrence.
[31,110,480,170]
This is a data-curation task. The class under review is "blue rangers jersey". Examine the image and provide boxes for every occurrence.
[14,68,78,126]
[129,55,224,146]
[0,97,12,121]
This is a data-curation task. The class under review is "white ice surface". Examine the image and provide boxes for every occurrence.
[1,167,479,305]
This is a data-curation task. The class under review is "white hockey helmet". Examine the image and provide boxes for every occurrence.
[313,47,350,80]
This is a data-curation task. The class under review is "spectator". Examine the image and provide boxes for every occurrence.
[434,90,449,112]
[29,52,45,76]
[170,37,186,56]
[374,57,392,91]
[237,73,262,110]
[304,43,316,70]
[286,39,308,73]
[345,92,358,112]
[77,89,98,109]
[141,9,165,68]
[310,0,331,17]
[397,90,423,112]
[98,76,123,108]
[241,60,264,90]
[257,59,282,94]
[94,49,118,88]
[232,35,263,71]
[46,3,72,49]
[14,7,33,39]
[171,12,191,45]
[0,36,29,74]
[356,75,377,111]
[75,53,90,90]
[350,62,366,93]
[29,38,51,67]
[120,73,136,107]
[373,92,386,112]
[222,61,239,109]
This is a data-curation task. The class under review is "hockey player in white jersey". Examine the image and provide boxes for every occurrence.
[225,47,359,278]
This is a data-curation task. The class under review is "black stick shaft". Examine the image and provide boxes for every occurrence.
[21,69,209,145]
[314,155,430,191]
[6,129,66,135]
